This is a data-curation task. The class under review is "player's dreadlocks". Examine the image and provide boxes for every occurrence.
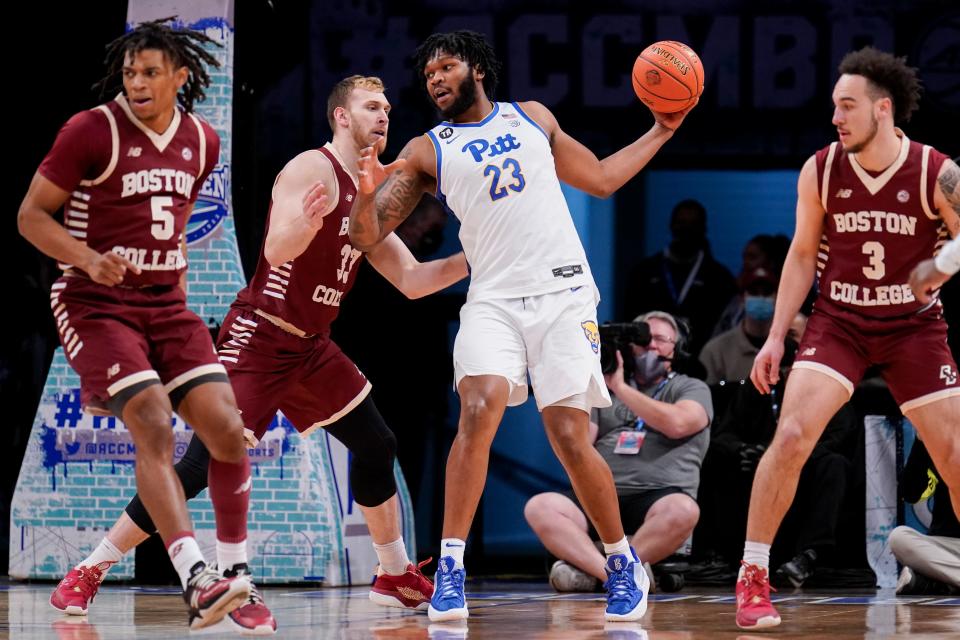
[92,16,221,113]
[414,30,501,100]
[838,47,922,124]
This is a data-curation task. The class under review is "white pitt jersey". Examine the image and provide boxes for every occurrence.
[426,102,596,301]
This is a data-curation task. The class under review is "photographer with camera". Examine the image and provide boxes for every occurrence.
[525,311,712,592]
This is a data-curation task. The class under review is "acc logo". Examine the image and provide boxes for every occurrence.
[439,127,454,139]
[186,164,230,245]
[182,147,193,161]
[939,364,957,385]
[897,190,910,203]
[581,320,600,354]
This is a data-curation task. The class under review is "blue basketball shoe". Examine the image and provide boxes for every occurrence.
[427,556,468,621]
[603,548,650,621]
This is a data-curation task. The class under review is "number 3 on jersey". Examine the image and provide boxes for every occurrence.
[862,241,885,280]
[338,244,361,283]
[484,158,526,201]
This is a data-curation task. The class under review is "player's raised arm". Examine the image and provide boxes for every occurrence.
[366,233,468,299]
[263,151,337,266]
[348,136,435,251]
[516,100,694,199]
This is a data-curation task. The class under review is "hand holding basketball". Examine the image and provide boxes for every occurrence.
[633,41,704,115]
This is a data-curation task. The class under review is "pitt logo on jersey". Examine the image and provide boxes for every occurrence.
[581,320,600,354]
[462,134,522,162]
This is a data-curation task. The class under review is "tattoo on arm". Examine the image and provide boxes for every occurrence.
[940,161,960,218]
[378,172,420,226]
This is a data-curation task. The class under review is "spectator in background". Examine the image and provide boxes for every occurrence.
[700,268,780,384]
[712,234,791,337]
[525,311,711,593]
[625,200,737,358]
[697,330,857,587]
[890,437,960,595]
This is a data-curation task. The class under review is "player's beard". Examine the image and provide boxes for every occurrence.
[845,114,879,154]
[354,128,387,154]
[438,74,477,120]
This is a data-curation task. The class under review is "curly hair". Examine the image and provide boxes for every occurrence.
[93,16,221,113]
[838,47,922,123]
[413,30,501,100]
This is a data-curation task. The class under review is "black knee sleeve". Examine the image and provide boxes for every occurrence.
[124,434,212,533]
[324,395,398,507]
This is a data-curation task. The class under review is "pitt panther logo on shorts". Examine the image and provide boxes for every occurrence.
[581,321,600,354]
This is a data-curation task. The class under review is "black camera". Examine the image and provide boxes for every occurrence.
[599,321,651,376]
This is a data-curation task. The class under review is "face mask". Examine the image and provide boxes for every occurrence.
[744,295,775,322]
[633,350,668,386]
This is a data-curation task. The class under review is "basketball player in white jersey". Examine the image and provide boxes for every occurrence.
[348,31,695,623]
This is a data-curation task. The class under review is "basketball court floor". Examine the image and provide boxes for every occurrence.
[2,580,958,638]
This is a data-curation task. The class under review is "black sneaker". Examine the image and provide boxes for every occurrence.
[776,549,817,588]
[896,566,952,596]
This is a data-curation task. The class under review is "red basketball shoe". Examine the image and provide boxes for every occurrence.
[50,564,107,615]
[183,562,251,629]
[222,563,277,635]
[735,561,781,630]
[370,558,434,610]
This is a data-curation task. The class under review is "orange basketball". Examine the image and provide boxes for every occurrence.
[632,40,704,113]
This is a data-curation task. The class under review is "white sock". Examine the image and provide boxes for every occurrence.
[743,541,771,570]
[217,540,248,573]
[603,536,632,560]
[440,538,466,566]
[373,538,411,576]
[78,537,123,575]
[167,534,205,590]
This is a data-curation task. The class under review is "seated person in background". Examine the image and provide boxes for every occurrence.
[700,268,779,384]
[891,437,960,595]
[525,311,712,592]
[697,335,857,587]
[712,234,790,338]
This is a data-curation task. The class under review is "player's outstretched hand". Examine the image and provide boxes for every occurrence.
[909,258,950,304]
[651,97,698,133]
[85,250,141,286]
[357,146,407,195]
[750,337,784,395]
[302,181,330,231]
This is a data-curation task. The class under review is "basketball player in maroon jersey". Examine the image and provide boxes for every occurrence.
[17,20,254,629]
[736,47,960,630]
[48,75,466,627]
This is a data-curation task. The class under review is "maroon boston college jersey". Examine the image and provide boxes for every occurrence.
[814,134,949,318]
[38,95,219,287]
[235,144,364,335]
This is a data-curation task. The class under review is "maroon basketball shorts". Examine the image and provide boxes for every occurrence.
[50,276,228,413]
[215,305,371,439]
[793,302,960,411]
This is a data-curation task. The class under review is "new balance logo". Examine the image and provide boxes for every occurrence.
[234,476,253,494]
[802,347,817,356]
[397,586,426,601]
[127,146,142,157]
[835,189,852,198]
[107,363,120,379]
[170,542,183,559]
